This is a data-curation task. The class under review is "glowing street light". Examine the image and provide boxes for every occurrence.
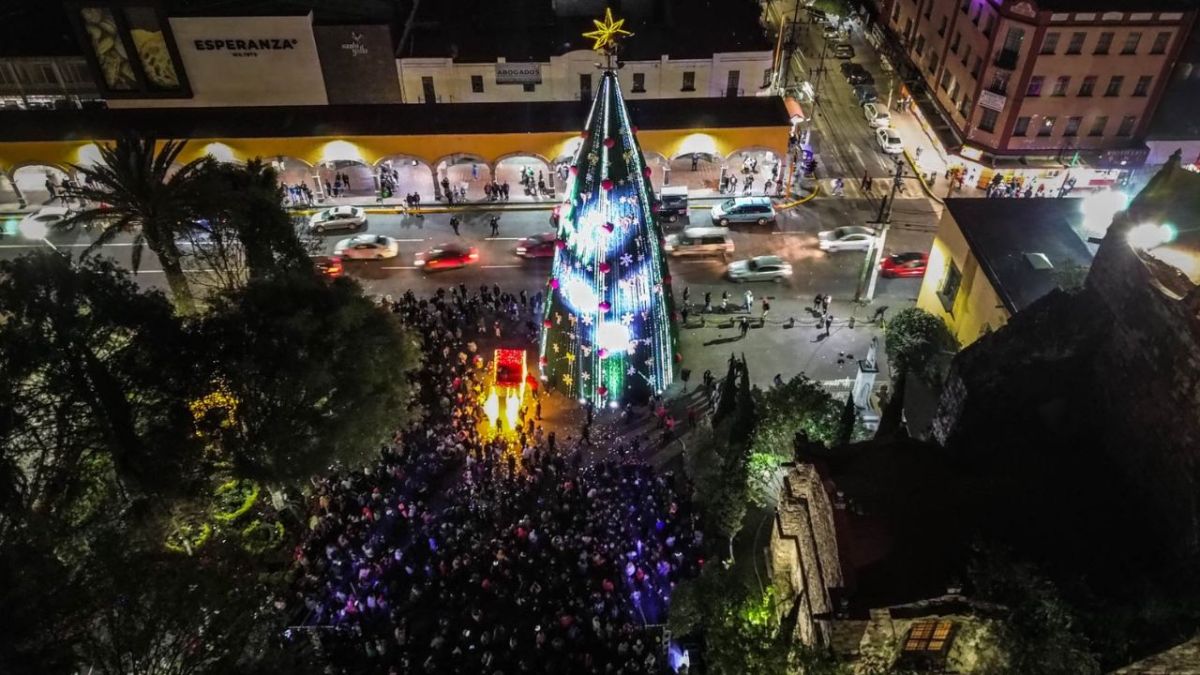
[1127,222,1176,250]
[18,215,59,251]
[1080,189,1129,238]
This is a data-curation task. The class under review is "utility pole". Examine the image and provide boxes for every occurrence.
[861,156,905,301]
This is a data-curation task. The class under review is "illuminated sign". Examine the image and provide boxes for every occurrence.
[496,63,542,85]
[960,146,983,161]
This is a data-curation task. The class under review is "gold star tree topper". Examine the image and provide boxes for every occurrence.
[583,7,633,53]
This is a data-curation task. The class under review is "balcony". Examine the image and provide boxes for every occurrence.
[993,49,1020,70]
[985,82,1008,96]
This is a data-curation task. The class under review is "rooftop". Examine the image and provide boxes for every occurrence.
[0,96,789,142]
[400,0,771,62]
[1121,152,1200,288]
[944,198,1095,314]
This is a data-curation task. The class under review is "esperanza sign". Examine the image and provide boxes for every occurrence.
[192,38,301,54]
[496,62,542,85]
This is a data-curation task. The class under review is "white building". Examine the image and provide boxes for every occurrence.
[396,50,775,104]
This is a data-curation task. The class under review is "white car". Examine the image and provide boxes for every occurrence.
[818,226,877,252]
[863,102,891,128]
[726,255,793,282]
[333,234,401,260]
[876,127,903,154]
[18,206,72,235]
[309,206,366,233]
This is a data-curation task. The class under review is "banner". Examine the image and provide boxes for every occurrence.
[496,63,542,85]
[314,25,401,104]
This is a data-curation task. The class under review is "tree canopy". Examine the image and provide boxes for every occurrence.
[884,307,958,385]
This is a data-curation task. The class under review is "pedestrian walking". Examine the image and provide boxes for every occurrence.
[489,215,500,237]
[721,291,729,311]
[761,297,771,321]
[683,286,691,308]
[813,293,823,311]
[860,171,869,190]
[739,317,749,339]
[824,314,834,337]
[450,216,460,236]
[691,153,700,171]
[681,305,690,326]
[822,294,832,313]
[744,290,754,312]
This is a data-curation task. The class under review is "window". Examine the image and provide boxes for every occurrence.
[762,68,772,88]
[1117,115,1136,136]
[1122,32,1141,55]
[1133,75,1152,96]
[904,620,955,655]
[1089,115,1108,137]
[939,262,963,313]
[523,82,536,92]
[929,53,940,75]
[580,73,592,99]
[1027,76,1044,96]
[951,32,961,54]
[1151,31,1171,55]
[961,0,970,13]
[1014,116,1031,136]
[940,69,953,91]
[1079,75,1096,96]
[939,16,948,36]
[924,0,932,19]
[1105,75,1123,96]
[1038,116,1056,136]
[1001,26,1024,55]
[988,71,1010,94]
[891,3,901,22]
[1041,32,1060,54]
[681,71,695,91]
[1052,76,1070,96]
[632,72,646,92]
[725,69,740,96]
[959,96,972,118]
[950,79,961,101]
[962,43,972,67]
[1095,32,1113,54]
[1064,116,1082,137]
[972,56,982,78]
[979,108,999,132]
[421,76,436,103]
[916,35,926,56]
[983,14,995,38]
[470,75,483,93]
[1066,32,1085,54]
[973,5,982,25]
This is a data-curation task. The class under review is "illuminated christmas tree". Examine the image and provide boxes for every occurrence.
[539,9,678,406]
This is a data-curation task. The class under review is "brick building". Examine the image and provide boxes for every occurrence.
[877,0,1196,168]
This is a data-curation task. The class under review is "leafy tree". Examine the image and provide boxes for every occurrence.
[836,392,857,447]
[193,158,309,280]
[61,136,211,313]
[198,272,420,484]
[712,353,741,428]
[884,307,958,385]
[968,546,1100,675]
[751,374,841,458]
[0,252,204,504]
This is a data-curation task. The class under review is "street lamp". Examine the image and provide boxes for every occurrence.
[1080,189,1129,238]
[18,215,58,251]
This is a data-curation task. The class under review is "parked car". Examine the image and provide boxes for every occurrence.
[311,254,345,279]
[863,102,891,128]
[854,85,878,104]
[875,127,903,154]
[839,61,862,77]
[18,205,73,235]
[818,225,877,252]
[515,232,557,259]
[414,242,479,270]
[726,255,793,282]
[663,227,734,258]
[822,25,841,40]
[833,43,855,59]
[308,205,366,233]
[655,185,689,223]
[710,196,776,226]
[333,234,401,260]
[880,252,929,278]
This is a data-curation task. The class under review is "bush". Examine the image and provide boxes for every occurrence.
[884,307,958,385]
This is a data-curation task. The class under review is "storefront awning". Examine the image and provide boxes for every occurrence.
[784,97,806,123]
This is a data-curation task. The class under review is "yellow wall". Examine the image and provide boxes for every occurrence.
[916,208,1011,347]
[0,127,785,174]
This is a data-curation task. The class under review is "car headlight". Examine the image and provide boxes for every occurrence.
[415,259,425,266]
[516,247,527,254]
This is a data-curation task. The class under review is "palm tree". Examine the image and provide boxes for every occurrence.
[60,136,208,313]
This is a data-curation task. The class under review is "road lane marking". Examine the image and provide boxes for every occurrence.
[380,266,418,269]
[0,242,136,249]
[482,264,522,268]
[485,237,523,241]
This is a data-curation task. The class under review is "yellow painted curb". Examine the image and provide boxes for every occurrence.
[901,150,946,205]
[778,183,820,209]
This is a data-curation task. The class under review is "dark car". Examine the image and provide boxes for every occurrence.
[310,255,345,279]
[847,69,875,86]
[854,85,879,104]
[833,43,855,59]
[515,232,557,259]
[415,243,479,271]
[842,62,867,80]
[880,252,928,278]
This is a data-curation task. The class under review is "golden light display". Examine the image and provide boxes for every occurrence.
[583,7,633,52]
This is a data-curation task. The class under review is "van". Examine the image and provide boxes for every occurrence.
[655,186,689,223]
[710,196,776,226]
[663,227,734,258]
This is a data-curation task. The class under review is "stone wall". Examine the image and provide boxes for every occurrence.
[767,462,844,646]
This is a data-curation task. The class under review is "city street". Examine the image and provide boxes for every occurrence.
[0,200,933,388]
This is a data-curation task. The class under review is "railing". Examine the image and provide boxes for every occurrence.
[993,49,1019,70]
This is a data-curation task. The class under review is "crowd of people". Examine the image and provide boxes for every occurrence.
[287,286,704,674]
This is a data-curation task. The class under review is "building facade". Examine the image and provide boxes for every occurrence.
[879,0,1196,165]
[396,50,774,104]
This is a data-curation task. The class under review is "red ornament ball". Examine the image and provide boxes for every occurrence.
[598,385,609,396]
[555,239,567,249]
[543,319,552,328]
[580,130,589,139]
[601,179,614,191]
[598,300,612,311]
[570,165,579,176]
[549,278,560,289]
[604,137,616,148]
[674,353,683,363]
[597,349,609,360]
[643,167,652,178]
[663,275,672,285]
[540,356,549,365]
[632,126,639,134]
[603,222,615,232]
[598,262,612,273]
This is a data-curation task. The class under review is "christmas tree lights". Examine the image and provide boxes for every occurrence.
[539,39,677,406]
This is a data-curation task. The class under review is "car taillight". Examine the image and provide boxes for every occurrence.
[469,251,479,260]
[516,247,527,254]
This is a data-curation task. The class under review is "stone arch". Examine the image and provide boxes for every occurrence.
[265,156,321,206]
[12,163,72,206]
[435,153,492,202]
[0,171,23,209]
[314,158,375,202]
[494,152,554,200]
[375,154,436,200]
[724,146,783,195]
